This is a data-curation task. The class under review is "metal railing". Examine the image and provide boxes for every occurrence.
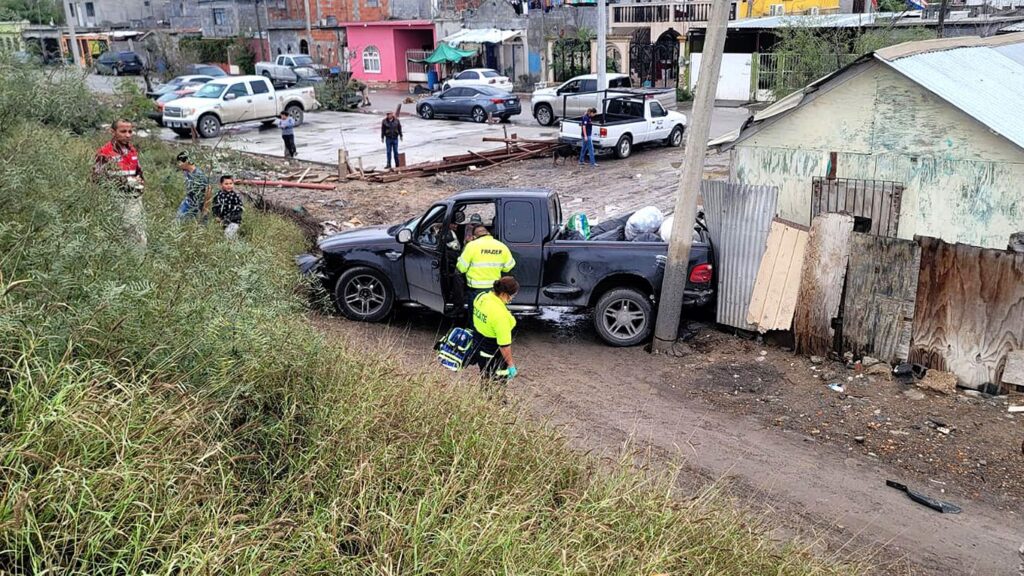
[406,50,430,82]
[756,52,858,94]
[611,1,736,25]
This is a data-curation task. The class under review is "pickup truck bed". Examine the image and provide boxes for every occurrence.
[559,95,687,160]
[299,189,715,347]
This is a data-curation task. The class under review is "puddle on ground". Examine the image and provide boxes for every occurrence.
[519,307,592,342]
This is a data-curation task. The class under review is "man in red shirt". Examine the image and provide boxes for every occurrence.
[94,119,147,249]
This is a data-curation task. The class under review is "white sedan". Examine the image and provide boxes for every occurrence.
[441,68,513,92]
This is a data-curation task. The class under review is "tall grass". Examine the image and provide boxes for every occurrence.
[0,65,854,574]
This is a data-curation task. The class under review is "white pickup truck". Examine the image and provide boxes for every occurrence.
[558,94,687,159]
[255,54,329,84]
[162,75,319,138]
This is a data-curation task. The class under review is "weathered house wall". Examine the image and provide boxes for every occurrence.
[730,62,1024,250]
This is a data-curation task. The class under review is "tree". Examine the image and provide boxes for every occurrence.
[0,0,62,24]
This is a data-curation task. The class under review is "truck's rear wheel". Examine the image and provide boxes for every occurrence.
[535,103,554,126]
[594,288,652,347]
[197,114,221,138]
[261,71,272,79]
[667,125,684,147]
[285,104,304,126]
[334,267,394,322]
[614,134,633,159]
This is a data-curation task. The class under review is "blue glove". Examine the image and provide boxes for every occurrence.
[505,366,518,379]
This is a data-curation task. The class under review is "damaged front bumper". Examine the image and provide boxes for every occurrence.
[296,253,324,278]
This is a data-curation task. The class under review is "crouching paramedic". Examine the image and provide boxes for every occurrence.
[472,276,519,380]
[456,225,515,319]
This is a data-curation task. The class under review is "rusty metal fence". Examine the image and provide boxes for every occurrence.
[811,177,904,238]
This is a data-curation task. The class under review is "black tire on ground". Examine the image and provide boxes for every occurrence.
[261,119,276,127]
[196,114,221,138]
[419,104,434,119]
[285,104,304,125]
[614,134,633,159]
[667,125,684,147]
[535,103,554,126]
[593,287,654,347]
[471,106,487,123]
[334,266,395,322]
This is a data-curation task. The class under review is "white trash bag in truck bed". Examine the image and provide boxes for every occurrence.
[658,215,674,241]
[625,207,664,241]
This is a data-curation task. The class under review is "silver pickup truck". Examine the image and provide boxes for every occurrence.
[255,54,329,84]
[531,73,675,126]
[558,94,687,159]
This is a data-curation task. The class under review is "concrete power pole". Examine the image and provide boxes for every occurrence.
[651,0,730,352]
[62,1,83,67]
[304,0,315,55]
[596,0,607,90]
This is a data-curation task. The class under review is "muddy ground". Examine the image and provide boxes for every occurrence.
[219,144,1023,575]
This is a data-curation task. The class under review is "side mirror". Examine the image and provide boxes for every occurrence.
[397,228,413,244]
[224,93,237,101]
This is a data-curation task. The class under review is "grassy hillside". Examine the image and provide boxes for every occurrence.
[0,66,853,574]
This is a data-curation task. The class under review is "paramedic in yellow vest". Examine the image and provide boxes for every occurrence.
[472,276,519,380]
[457,224,516,318]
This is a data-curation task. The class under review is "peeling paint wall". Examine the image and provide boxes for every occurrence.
[731,62,1024,250]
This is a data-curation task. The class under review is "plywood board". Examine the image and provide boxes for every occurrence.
[747,220,810,332]
[793,213,855,356]
[909,237,1024,390]
[841,234,921,362]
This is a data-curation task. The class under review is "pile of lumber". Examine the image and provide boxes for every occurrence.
[348,137,565,184]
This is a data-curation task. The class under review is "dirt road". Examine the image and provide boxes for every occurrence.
[315,310,1023,576]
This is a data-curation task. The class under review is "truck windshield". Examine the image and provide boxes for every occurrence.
[293,56,314,66]
[193,83,227,99]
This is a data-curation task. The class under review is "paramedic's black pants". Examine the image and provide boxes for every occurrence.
[472,336,508,381]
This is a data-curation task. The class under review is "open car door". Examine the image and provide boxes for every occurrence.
[403,204,449,313]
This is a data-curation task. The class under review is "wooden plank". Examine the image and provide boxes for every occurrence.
[841,234,921,363]
[909,237,1024,390]
[747,221,809,332]
[296,167,311,184]
[793,213,855,356]
[338,149,350,178]
[1002,350,1024,389]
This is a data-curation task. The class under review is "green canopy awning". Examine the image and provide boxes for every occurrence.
[411,43,476,64]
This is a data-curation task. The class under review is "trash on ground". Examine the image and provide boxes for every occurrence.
[828,383,845,393]
[916,369,957,395]
[886,480,961,514]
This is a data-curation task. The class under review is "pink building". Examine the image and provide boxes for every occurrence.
[344,20,435,83]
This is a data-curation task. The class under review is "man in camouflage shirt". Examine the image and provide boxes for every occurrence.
[175,151,209,222]
[212,175,244,239]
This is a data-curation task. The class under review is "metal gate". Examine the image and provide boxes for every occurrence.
[629,29,680,89]
[811,177,904,237]
[551,38,590,82]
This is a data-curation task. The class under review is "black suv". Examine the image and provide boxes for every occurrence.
[95,51,144,76]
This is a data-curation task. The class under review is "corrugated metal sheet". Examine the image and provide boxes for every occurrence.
[880,46,1024,150]
[701,181,779,331]
[994,43,1024,65]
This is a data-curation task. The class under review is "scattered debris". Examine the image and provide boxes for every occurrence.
[827,383,845,393]
[854,435,865,443]
[1003,350,1024,390]
[903,389,926,401]
[810,355,825,365]
[886,480,961,514]
[916,369,957,395]
[1009,406,1024,413]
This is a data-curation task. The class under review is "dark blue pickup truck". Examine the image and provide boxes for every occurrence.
[299,189,714,347]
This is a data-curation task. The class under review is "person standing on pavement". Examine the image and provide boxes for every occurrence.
[278,112,297,158]
[457,224,516,320]
[93,119,147,249]
[175,151,209,222]
[212,175,244,239]
[381,111,403,170]
[579,107,597,167]
[471,276,520,383]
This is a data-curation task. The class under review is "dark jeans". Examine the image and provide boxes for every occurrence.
[472,336,509,381]
[385,137,399,168]
[282,134,296,157]
[578,136,596,166]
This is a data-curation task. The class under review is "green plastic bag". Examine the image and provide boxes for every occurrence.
[566,212,590,239]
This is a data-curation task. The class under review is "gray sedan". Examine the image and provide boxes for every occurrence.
[417,85,521,123]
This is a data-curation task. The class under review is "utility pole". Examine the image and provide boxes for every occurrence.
[62,0,82,67]
[596,0,607,90]
[253,0,265,62]
[937,0,951,38]
[651,0,730,352]
[304,0,314,56]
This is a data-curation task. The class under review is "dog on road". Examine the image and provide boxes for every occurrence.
[552,144,575,166]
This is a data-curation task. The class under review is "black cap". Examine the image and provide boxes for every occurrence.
[175,151,191,163]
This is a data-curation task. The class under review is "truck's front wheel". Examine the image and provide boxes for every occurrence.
[667,125,684,147]
[285,104,305,125]
[197,114,221,138]
[594,288,653,347]
[535,104,554,126]
[335,267,394,322]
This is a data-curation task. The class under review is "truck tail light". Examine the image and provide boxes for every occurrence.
[599,127,607,137]
[689,263,713,284]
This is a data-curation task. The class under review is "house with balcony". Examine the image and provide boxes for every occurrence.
[735,0,840,18]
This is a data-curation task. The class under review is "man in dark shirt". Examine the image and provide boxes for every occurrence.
[212,175,244,239]
[578,107,597,167]
[381,111,403,170]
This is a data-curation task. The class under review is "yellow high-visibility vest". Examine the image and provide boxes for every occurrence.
[456,235,516,289]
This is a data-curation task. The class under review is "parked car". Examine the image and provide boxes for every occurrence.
[297,189,715,347]
[147,83,205,126]
[441,68,513,92]
[559,93,687,159]
[146,74,216,99]
[417,85,521,123]
[531,73,675,126]
[94,51,144,76]
[188,64,228,77]
[162,75,319,138]
[256,54,330,84]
